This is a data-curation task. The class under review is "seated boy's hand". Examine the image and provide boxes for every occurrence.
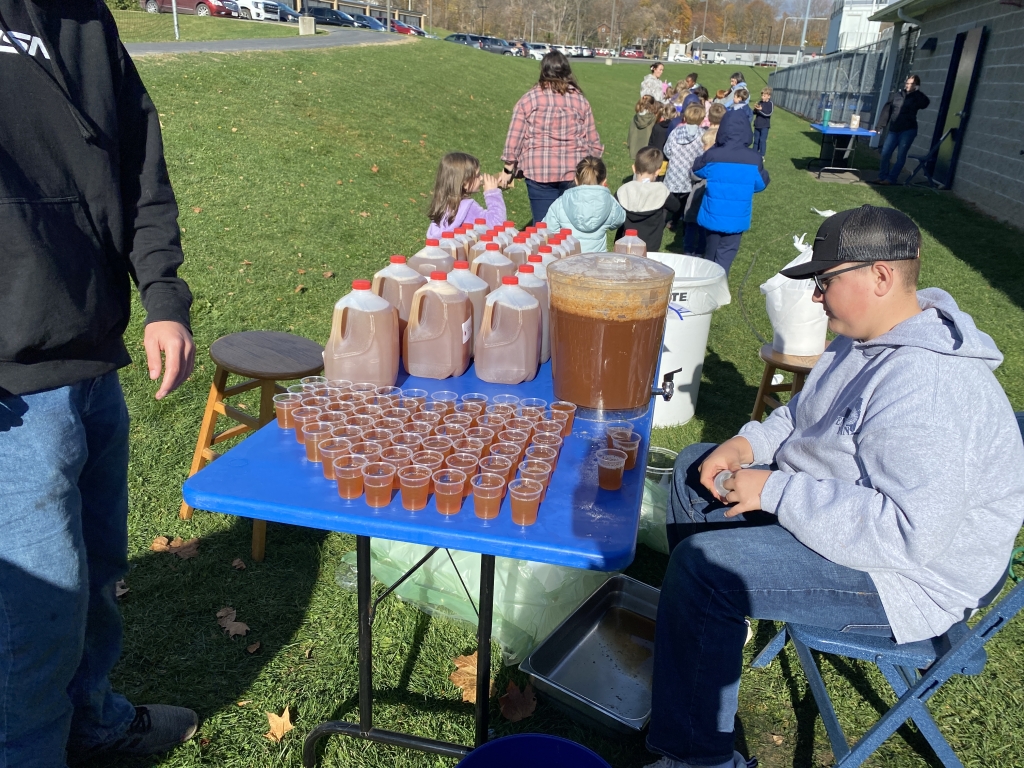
[720,469,772,518]
[698,436,754,500]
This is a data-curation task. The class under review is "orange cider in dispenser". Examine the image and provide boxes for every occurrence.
[372,256,426,339]
[474,276,541,385]
[470,243,515,292]
[409,239,455,277]
[403,272,472,379]
[324,280,399,387]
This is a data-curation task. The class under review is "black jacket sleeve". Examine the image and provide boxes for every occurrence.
[115,41,193,331]
[664,193,681,213]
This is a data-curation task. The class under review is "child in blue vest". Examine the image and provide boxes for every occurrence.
[692,110,770,274]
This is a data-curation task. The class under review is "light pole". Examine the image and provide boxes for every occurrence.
[530,11,535,43]
[698,0,709,63]
[478,2,486,36]
[610,0,616,54]
[797,0,812,64]
[777,15,826,71]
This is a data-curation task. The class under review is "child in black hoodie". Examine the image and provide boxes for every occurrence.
[615,147,680,253]
[752,87,774,156]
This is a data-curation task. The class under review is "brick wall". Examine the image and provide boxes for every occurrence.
[906,0,1024,225]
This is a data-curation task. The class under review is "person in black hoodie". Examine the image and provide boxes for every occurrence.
[615,147,681,252]
[0,2,197,763]
[872,75,930,185]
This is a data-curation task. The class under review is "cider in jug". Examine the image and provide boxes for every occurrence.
[439,231,466,262]
[474,276,542,385]
[325,280,400,387]
[516,264,550,364]
[503,235,532,267]
[409,239,455,277]
[447,260,489,356]
[372,255,426,338]
[403,272,472,379]
[559,228,582,255]
[614,229,647,257]
[470,243,516,292]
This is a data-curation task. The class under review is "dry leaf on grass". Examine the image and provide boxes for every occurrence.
[150,536,200,559]
[297,268,306,275]
[237,700,251,707]
[231,558,246,570]
[498,681,536,723]
[216,607,250,639]
[771,734,784,746]
[449,652,494,704]
[265,707,294,743]
[322,271,334,279]
[242,260,253,265]
[115,580,129,598]
[358,211,370,218]
[294,285,306,293]
[192,206,202,213]
[371,164,379,173]
[304,646,314,660]
[246,641,261,654]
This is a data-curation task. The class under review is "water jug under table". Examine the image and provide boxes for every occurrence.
[474,276,541,385]
[403,272,473,379]
[409,239,454,277]
[324,279,400,387]
[372,255,426,338]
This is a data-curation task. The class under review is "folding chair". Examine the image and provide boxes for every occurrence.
[751,572,1024,767]
[903,127,955,190]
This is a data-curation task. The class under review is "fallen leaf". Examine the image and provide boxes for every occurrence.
[409,197,417,203]
[231,127,238,132]
[115,580,129,598]
[265,707,294,743]
[294,285,306,293]
[498,681,536,722]
[231,558,246,570]
[449,652,494,704]
[371,164,379,173]
[299,183,305,187]
[150,536,171,552]
[297,268,306,275]
[192,206,202,213]
[322,271,334,279]
[199,737,211,747]
[359,212,370,218]
[470,94,475,100]
[216,607,237,626]
[247,641,261,654]
[237,700,251,706]
[225,620,249,638]
[337,179,343,184]
[170,537,200,559]
[304,646,314,659]
[354,153,361,157]
[421,134,427,138]
[419,192,427,197]
[242,260,253,265]
[419,140,425,146]
[771,734,784,746]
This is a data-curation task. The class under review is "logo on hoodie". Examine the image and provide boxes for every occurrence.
[835,398,863,436]
[0,30,51,60]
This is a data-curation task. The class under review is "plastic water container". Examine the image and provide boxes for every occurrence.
[471,243,516,292]
[504,235,532,267]
[409,239,454,277]
[372,255,426,338]
[456,734,611,768]
[439,231,466,263]
[560,228,582,255]
[447,260,489,355]
[646,252,732,426]
[475,276,541,385]
[324,279,399,387]
[527,253,552,281]
[469,233,495,265]
[517,264,550,364]
[403,272,473,379]
[614,229,647,257]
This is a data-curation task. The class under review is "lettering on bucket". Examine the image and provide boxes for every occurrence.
[671,290,690,303]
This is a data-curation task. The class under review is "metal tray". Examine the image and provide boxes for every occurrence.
[520,575,660,733]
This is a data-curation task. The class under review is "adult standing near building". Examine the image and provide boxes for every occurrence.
[0,2,197,765]
[641,62,669,102]
[872,75,930,186]
[500,51,604,223]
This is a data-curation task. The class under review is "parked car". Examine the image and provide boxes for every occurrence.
[307,6,363,27]
[388,19,415,34]
[236,0,278,20]
[141,0,239,16]
[524,42,550,60]
[577,46,594,57]
[275,1,299,22]
[406,23,428,37]
[353,13,385,30]
[594,47,614,57]
[445,32,486,49]
[481,36,517,55]
[620,46,646,58]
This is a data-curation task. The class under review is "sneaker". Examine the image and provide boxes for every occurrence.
[90,705,198,757]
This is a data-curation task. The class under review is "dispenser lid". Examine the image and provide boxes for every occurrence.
[546,253,673,321]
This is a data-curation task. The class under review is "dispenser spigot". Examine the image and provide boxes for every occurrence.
[653,368,682,401]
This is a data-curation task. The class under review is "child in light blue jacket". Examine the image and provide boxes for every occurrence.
[543,157,625,253]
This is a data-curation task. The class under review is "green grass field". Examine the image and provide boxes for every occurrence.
[111,10,301,43]
[102,42,1024,767]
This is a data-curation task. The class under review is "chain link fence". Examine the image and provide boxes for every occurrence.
[105,2,179,42]
[767,29,919,127]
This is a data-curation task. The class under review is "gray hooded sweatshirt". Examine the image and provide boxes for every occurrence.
[739,289,1024,643]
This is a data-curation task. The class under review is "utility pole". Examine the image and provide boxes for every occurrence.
[171,0,179,41]
[530,11,535,42]
[610,0,616,53]
[797,0,812,63]
[698,0,709,63]
[478,2,485,36]
[386,0,391,31]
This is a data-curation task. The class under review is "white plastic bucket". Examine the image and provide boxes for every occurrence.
[646,253,731,427]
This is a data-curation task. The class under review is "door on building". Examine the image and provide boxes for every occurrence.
[929,26,987,188]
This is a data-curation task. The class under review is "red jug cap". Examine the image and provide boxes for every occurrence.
[480,234,493,242]
[514,235,527,243]
[536,222,548,229]
[539,245,553,253]
[442,231,455,238]
[453,261,469,270]
[430,271,448,281]
[426,238,439,246]
[475,218,486,224]
[560,228,572,235]
[352,279,371,290]
[527,255,543,263]
[518,264,535,274]
[501,275,519,285]
[625,229,638,236]
[503,220,516,228]
[485,243,500,251]
[389,255,406,264]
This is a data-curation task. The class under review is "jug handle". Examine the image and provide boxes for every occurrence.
[371,275,384,295]
[481,301,495,334]
[408,290,425,327]
[331,306,349,342]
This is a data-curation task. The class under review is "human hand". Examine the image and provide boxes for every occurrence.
[481,172,499,192]
[143,320,195,400]
[754,103,761,111]
[497,170,513,189]
[698,436,754,500]
[719,469,772,518]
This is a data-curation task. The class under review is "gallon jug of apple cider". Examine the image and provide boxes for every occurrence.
[535,221,550,243]
[470,243,516,292]
[455,225,477,252]
[516,264,550,364]
[614,228,647,257]
[372,256,426,339]
[526,253,553,281]
[475,276,542,385]
[439,231,466,262]
[325,280,400,387]
[473,217,489,237]
[469,233,496,265]
[502,220,519,239]
[503,235,532,267]
[547,236,570,260]
[447,261,489,356]
[403,272,472,379]
[409,239,454,277]
[559,228,582,255]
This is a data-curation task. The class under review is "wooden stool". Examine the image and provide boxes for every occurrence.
[180,331,324,561]
[750,343,823,422]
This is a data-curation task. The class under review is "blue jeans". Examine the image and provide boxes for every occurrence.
[684,223,706,256]
[877,128,917,183]
[704,231,743,275]
[0,372,136,767]
[524,178,574,224]
[752,127,769,156]
[647,443,890,766]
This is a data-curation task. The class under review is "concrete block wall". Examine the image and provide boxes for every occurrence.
[908,0,1024,226]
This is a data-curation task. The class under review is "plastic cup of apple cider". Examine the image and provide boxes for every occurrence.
[519,459,552,501]
[471,473,506,521]
[273,393,302,429]
[479,455,513,491]
[361,462,397,508]
[379,445,413,489]
[411,450,444,491]
[596,449,627,491]
[509,478,543,526]
[301,422,334,462]
[525,444,559,474]
[398,465,432,512]
[612,431,642,471]
[292,407,323,445]
[445,453,479,496]
[318,438,352,480]
[334,455,369,500]
[550,401,577,435]
[432,469,466,515]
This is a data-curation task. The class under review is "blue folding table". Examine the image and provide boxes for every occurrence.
[182,360,658,765]
[809,123,878,179]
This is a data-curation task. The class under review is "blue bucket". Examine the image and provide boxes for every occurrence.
[457,734,612,768]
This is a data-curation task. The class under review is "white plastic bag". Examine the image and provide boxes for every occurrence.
[760,235,828,356]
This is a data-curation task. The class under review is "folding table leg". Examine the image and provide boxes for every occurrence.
[357,535,373,732]
[475,554,496,747]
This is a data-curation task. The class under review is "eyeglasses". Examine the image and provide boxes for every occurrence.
[812,262,873,293]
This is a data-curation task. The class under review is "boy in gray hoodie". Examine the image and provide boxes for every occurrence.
[645,206,1024,768]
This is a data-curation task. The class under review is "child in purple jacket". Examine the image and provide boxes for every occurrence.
[426,152,507,239]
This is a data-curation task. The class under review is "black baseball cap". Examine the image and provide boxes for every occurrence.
[780,205,921,280]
